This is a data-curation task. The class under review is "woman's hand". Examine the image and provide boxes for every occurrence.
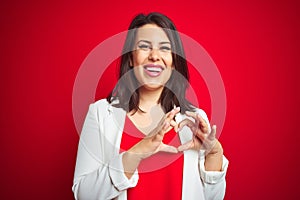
[127,107,180,159]
[177,111,218,153]
[123,107,180,178]
[177,111,223,171]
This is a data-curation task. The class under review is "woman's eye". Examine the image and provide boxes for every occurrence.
[160,46,171,52]
[138,44,151,50]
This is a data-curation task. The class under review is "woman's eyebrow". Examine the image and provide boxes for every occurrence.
[137,40,171,45]
[159,41,171,45]
[137,40,151,44]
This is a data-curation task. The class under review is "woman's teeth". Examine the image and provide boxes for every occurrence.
[145,67,162,72]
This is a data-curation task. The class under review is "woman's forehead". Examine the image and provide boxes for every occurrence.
[135,24,170,43]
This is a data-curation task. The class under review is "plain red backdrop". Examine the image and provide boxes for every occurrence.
[1,0,299,199]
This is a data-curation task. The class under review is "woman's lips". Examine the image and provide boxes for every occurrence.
[143,64,164,77]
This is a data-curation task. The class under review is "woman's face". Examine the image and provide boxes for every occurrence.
[131,24,173,91]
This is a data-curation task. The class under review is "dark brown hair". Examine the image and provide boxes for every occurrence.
[107,12,194,114]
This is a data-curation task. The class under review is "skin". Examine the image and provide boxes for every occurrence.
[122,24,223,179]
[131,23,174,91]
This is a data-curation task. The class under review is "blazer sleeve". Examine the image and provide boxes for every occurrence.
[199,152,229,200]
[72,103,138,200]
[196,109,229,200]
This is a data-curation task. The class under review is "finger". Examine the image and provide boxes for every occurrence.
[178,118,195,131]
[185,110,197,118]
[159,143,178,153]
[209,125,217,139]
[149,121,169,138]
[196,114,208,133]
[187,112,208,133]
[157,115,167,127]
[160,121,170,135]
[156,107,179,128]
[197,125,216,141]
[185,111,199,122]
[177,140,194,152]
[194,129,206,141]
[170,119,177,127]
[170,119,179,132]
[166,107,180,121]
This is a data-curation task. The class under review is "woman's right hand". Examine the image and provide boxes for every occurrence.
[122,107,180,178]
[128,106,180,159]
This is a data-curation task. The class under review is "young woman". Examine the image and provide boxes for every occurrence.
[72,12,228,200]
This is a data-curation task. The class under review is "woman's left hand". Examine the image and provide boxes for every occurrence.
[177,111,222,155]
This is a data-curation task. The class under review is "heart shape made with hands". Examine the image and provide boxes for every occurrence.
[123,106,220,173]
[146,106,218,154]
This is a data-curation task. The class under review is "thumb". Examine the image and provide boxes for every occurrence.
[159,144,178,153]
[177,140,194,152]
[209,125,217,139]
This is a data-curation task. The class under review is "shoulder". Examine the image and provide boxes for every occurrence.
[87,99,113,118]
[89,99,109,110]
[89,98,124,117]
[92,99,110,108]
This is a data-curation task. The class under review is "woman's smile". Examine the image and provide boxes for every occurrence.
[132,24,173,90]
[143,64,165,77]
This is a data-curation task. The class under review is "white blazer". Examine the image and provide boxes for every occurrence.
[72,99,228,200]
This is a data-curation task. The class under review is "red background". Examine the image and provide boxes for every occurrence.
[1,0,299,199]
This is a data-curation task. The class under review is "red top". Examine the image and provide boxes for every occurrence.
[120,116,183,200]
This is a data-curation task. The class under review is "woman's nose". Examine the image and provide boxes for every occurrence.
[148,48,160,61]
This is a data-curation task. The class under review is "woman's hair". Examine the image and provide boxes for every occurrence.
[107,12,194,114]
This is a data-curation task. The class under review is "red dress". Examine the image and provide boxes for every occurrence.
[120,116,184,200]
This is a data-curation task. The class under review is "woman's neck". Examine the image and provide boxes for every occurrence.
[138,86,163,112]
[127,86,165,134]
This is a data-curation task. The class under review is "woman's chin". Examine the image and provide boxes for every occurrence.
[140,82,164,91]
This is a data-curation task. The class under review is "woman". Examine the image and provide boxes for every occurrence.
[72,12,228,200]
